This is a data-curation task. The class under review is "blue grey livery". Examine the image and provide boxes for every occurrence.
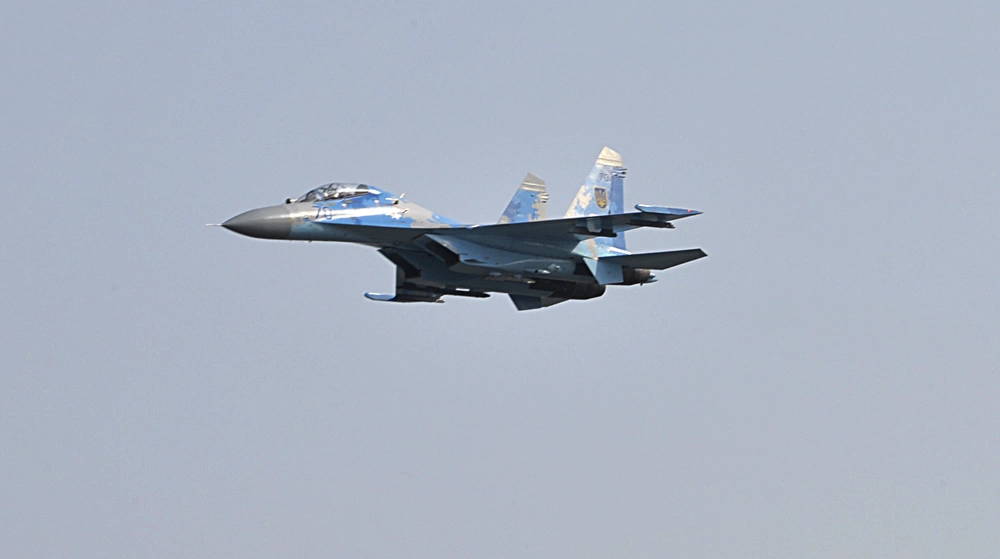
[221,147,706,310]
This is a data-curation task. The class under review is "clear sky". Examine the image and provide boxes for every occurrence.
[3,1,999,557]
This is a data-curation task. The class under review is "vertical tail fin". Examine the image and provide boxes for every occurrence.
[498,173,549,224]
[565,146,627,249]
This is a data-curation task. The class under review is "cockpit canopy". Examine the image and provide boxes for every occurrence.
[294,183,380,203]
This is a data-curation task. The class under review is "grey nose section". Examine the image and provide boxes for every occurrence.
[222,206,292,239]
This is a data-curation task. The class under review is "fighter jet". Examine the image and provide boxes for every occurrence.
[221,147,706,310]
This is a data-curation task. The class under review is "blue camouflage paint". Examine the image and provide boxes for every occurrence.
[565,147,628,252]
[499,173,549,224]
[220,147,706,310]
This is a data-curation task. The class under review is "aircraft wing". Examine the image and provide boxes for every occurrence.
[456,205,701,240]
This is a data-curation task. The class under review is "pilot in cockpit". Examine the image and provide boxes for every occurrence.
[285,183,379,204]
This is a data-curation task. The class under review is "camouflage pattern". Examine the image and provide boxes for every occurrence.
[221,147,706,310]
[565,146,626,220]
[498,173,549,224]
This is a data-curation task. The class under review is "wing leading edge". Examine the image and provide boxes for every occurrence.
[455,205,701,240]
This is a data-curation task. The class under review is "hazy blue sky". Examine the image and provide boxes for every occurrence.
[3,1,998,557]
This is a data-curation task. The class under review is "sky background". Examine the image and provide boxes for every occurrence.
[3,1,999,557]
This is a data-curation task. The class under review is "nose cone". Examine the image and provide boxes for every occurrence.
[222,206,292,239]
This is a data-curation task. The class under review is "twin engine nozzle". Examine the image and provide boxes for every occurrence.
[620,268,657,285]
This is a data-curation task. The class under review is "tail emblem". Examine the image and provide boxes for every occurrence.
[594,187,608,209]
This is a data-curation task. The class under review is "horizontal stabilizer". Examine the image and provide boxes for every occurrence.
[600,248,707,270]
